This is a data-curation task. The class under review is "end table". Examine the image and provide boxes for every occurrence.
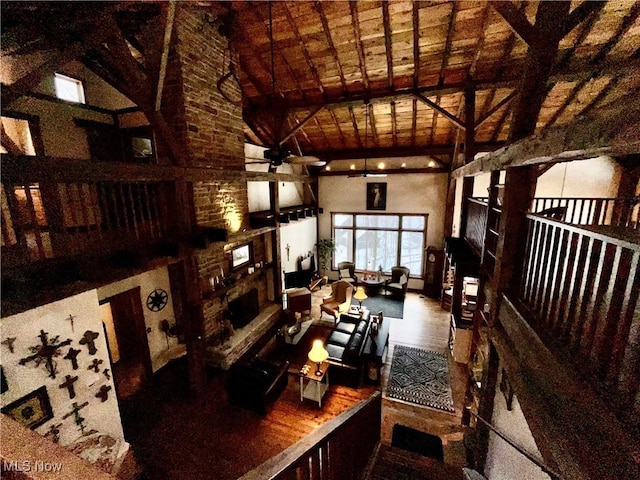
[299,360,330,407]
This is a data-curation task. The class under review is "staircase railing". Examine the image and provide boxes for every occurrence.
[239,391,382,480]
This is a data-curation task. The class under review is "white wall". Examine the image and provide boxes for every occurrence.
[318,172,449,288]
[0,291,125,446]
[485,369,551,480]
[279,217,318,276]
[536,156,621,198]
[96,266,183,373]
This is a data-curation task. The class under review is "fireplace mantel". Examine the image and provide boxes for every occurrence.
[206,303,281,370]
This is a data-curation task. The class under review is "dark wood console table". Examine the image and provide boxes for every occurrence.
[362,316,390,385]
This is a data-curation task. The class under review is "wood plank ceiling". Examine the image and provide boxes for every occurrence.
[1,1,639,172]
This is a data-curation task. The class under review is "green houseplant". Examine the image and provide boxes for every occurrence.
[316,238,336,276]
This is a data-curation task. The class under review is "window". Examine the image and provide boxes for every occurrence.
[54,73,85,103]
[332,213,427,277]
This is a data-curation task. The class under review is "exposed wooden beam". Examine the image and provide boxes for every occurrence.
[307,142,504,161]
[155,0,176,111]
[382,0,394,90]
[475,90,518,130]
[328,109,348,149]
[349,0,370,91]
[0,118,23,155]
[279,106,324,146]
[390,101,398,147]
[411,98,418,147]
[562,0,607,38]
[348,106,363,149]
[318,167,449,177]
[368,105,379,148]
[314,1,348,96]
[415,93,466,131]
[555,1,602,70]
[412,1,420,89]
[490,0,537,47]
[452,94,640,178]
[490,102,511,143]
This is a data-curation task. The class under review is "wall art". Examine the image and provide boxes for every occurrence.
[1,386,54,429]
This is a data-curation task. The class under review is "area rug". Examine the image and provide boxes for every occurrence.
[362,294,404,318]
[386,345,454,413]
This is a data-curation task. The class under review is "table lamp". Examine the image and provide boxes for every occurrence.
[353,286,368,310]
[308,339,329,376]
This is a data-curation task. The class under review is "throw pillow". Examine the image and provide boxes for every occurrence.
[399,273,408,284]
[340,268,351,279]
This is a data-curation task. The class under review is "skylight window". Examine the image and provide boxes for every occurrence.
[54,73,85,103]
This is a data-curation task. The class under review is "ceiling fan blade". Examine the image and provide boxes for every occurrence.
[287,155,326,166]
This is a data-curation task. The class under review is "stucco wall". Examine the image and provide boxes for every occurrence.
[0,290,125,446]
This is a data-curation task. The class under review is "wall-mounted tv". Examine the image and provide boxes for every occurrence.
[231,242,253,270]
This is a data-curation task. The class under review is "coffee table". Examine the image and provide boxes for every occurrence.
[362,278,385,296]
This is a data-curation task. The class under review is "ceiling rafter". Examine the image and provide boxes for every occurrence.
[411,98,417,148]
[250,3,307,102]
[476,90,518,131]
[382,1,394,91]
[390,101,398,147]
[430,1,457,145]
[289,112,313,146]
[349,0,369,91]
[368,104,379,148]
[412,1,420,89]
[282,3,325,99]
[555,2,603,71]
[327,109,348,149]
[348,106,363,150]
[575,77,619,120]
[561,1,607,39]
[314,1,348,96]
[279,106,324,146]
[416,93,465,131]
[312,115,331,150]
[490,103,512,143]
[154,1,176,111]
[489,0,537,47]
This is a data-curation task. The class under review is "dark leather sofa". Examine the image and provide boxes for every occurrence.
[226,358,289,415]
[324,310,371,387]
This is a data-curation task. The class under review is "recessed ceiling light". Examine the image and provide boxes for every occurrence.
[325,165,331,171]
[401,162,406,168]
[377,162,385,169]
[350,164,355,170]
[428,160,436,167]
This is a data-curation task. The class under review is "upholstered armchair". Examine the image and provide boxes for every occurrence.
[384,266,410,297]
[337,261,359,286]
[320,280,353,321]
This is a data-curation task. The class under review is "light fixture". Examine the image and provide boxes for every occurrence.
[353,286,368,309]
[377,162,385,170]
[401,162,406,168]
[350,164,356,170]
[428,159,436,168]
[326,165,331,171]
[308,339,329,376]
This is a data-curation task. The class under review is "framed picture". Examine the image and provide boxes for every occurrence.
[367,182,387,210]
[231,242,253,270]
[1,386,53,429]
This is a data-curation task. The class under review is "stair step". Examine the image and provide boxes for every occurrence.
[369,445,464,480]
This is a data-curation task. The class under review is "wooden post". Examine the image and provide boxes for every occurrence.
[270,180,282,302]
[459,82,476,240]
[443,177,457,238]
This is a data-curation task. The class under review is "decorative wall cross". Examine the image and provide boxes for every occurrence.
[19,330,72,379]
[62,401,89,434]
[64,347,81,370]
[59,374,79,399]
[88,358,103,373]
[286,243,290,261]
[65,314,77,332]
[79,330,99,355]
[103,368,111,380]
[1,337,16,353]
[95,385,112,402]
[45,423,62,443]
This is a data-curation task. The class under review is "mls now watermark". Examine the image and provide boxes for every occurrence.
[3,460,63,473]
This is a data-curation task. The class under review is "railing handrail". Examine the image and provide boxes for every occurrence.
[239,391,382,480]
[526,212,640,251]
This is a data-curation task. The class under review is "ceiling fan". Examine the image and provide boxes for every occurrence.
[251,3,325,169]
[349,102,387,178]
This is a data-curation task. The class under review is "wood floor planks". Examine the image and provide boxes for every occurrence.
[122,289,467,479]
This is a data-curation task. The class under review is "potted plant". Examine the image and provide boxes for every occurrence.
[316,238,335,276]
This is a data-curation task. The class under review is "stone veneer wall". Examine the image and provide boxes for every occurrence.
[161,5,268,343]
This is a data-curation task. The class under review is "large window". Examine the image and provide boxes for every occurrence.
[54,73,85,104]
[332,213,427,277]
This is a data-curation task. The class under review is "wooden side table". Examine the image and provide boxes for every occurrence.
[299,360,329,407]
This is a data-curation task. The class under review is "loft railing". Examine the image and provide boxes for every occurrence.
[531,197,640,229]
[1,180,171,269]
[518,213,640,415]
[239,392,382,480]
[464,199,488,258]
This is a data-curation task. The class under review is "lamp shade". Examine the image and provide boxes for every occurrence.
[354,286,368,302]
[308,339,329,364]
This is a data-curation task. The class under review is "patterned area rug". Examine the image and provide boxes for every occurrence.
[362,294,404,318]
[386,345,455,413]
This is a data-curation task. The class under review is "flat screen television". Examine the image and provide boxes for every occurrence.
[228,288,259,329]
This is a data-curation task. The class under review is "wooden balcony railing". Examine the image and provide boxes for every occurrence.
[531,197,640,229]
[2,179,171,270]
[239,392,382,480]
[518,213,640,414]
[464,199,488,258]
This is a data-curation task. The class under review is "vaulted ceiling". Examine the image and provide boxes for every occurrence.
[2,1,639,172]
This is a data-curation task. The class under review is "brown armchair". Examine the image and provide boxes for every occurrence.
[384,266,410,297]
[320,280,353,321]
[337,261,359,285]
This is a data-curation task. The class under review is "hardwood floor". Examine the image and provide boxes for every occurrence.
[122,287,467,479]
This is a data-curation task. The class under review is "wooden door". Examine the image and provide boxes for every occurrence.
[106,287,152,398]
